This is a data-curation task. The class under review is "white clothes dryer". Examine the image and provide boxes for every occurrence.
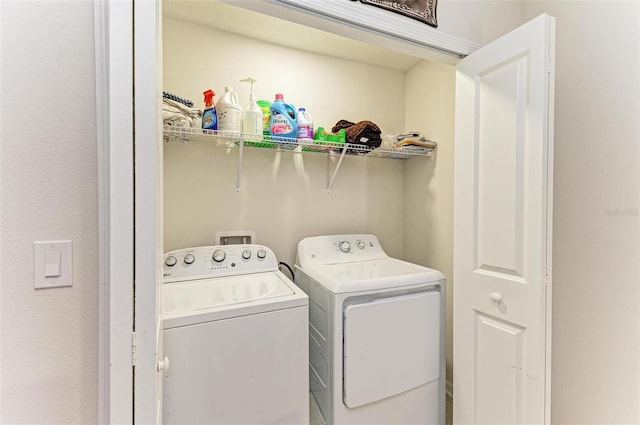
[161,244,309,425]
[295,234,445,425]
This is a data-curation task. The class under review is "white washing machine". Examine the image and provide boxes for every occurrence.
[295,234,445,425]
[161,244,309,425]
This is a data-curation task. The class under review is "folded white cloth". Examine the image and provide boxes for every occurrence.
[163,98,202,127]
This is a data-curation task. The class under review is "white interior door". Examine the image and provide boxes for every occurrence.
[453,14,555,425]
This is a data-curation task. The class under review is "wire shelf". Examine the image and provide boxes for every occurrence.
[163,126,434,159]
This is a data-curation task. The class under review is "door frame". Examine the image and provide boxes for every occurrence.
[97,1,553,423]
[95,0,162,423]
[95,1,134,423]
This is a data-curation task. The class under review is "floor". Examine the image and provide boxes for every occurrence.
[308,392,454,424]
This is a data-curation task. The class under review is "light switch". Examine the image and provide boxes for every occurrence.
[44,251,61,277]
[34,240,72,289]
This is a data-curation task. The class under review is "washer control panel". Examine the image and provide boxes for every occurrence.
[163,244,278,283]
[297,234,387,267]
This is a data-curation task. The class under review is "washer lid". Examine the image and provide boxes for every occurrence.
[161,271,307,328]
[300,257,445,293]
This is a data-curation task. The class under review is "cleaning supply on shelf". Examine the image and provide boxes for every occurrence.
[257,100,272,136]
[269,93,298,140]
[240,77,263,140]
[216,86,243,134]
[297,107,314,140]
[201,89,217,130]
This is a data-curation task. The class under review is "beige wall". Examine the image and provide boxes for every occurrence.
[0,1,99,423]
[404,60,456,389]
[522,2,640,423]
[163,18,410,264]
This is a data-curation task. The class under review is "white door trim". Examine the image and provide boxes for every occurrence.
[95,0,135,423]
[543,19,556,425]
[221,0,481,64]
[133,0,164,423]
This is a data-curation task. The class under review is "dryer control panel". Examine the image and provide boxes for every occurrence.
[163,244,279,282]
[297,234,388,267]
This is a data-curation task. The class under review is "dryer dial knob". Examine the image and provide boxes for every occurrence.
[164,255,177,267]
[212,249,226,263]
[242,249,252,260]
[339,241,351,253]
[256,249,266,259]
[356,241,365,250]
[183,254,195,265]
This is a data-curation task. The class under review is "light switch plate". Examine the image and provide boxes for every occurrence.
[34,240,72,289]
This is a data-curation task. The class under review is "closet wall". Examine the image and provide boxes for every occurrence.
[404,60,456,387]
[163,17,430,264]
[163,12,460,384]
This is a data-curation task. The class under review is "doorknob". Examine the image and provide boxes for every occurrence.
[490,292,502,304]
[157,356,170,372]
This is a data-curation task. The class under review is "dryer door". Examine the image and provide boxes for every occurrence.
[343,291,440,408]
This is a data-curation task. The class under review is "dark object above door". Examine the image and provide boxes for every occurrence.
[359,0,438,28]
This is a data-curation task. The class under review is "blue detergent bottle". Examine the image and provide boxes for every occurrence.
[202,89,217,130]
[269,93,298,139]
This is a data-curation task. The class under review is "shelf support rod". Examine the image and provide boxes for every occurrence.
[327,144,348,193]
[236,138,244,192]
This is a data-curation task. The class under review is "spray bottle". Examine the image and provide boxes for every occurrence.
[240,77,263,141]
[202,89,217,130]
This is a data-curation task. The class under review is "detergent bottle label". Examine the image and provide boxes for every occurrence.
[297,125,313,139]
[270,112,293,135]
[202,108,217,130]
[218,108,242,133]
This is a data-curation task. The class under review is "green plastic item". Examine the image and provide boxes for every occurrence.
[302,127,346,152]
[256,100,272,134]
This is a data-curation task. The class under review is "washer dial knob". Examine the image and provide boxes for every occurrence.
[242,249,252,260]
[356,241,365,250]
[339,241,351,253]
[165,255,177,267]
[256,249,266,259]
[183,253,195,265]
[212,249,226,263]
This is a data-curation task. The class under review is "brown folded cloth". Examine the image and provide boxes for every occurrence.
[332,120,382,149]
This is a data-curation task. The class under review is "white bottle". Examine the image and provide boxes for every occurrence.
[240,77,263,141]
[216,86,243,134]
[297,107,313,140]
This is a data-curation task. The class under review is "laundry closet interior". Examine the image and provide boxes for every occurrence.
[162,0,457,393]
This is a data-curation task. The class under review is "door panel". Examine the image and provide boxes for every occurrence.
[454,14,554,425]
[476,56,527,279]
[475,313,524,424]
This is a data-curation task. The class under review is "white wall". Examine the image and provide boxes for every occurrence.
[0,1,98,424]
[437,0,524,45]
[521,2,640,423]
[403,60,456,389]
[163,18,409,264]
